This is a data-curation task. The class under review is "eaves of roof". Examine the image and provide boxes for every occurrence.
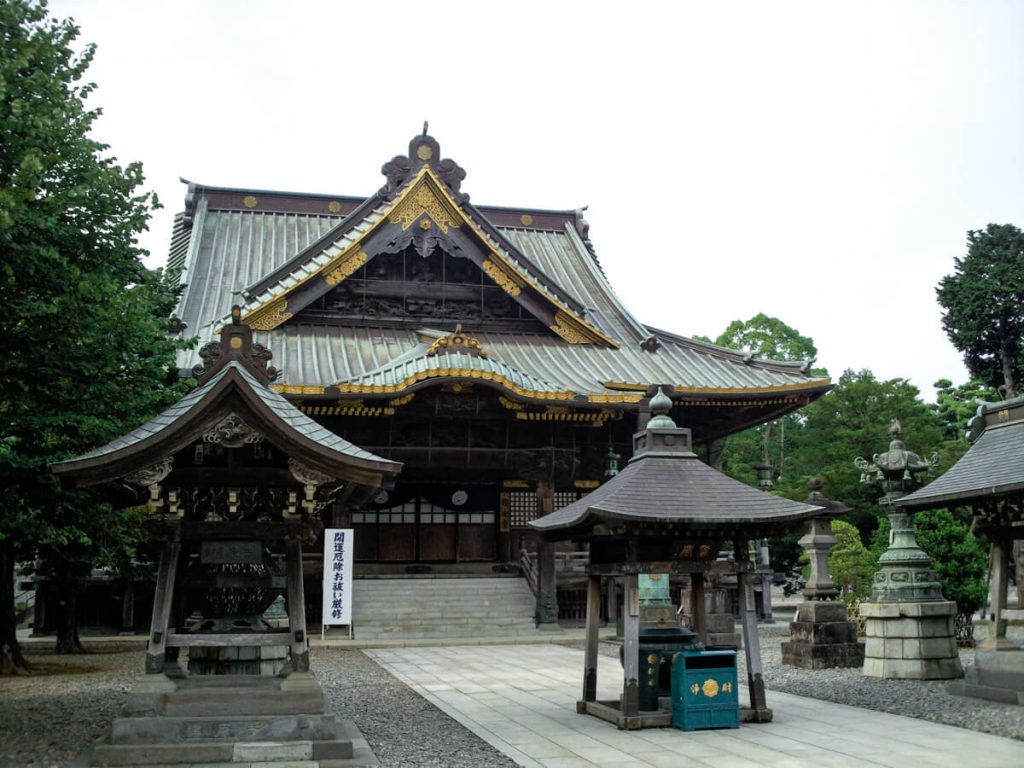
[51,362,400,488]
[897,417,1024,510]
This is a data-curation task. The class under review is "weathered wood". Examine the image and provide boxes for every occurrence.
[166,631,290,648]
[285,537,310,672]
[736,539,769,714]
[145,540,181,674]
[585,560,708,576]
[691,571,707,645]
[621,573,640,717]
[582,575,601,702]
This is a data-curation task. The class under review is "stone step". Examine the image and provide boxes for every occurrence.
[347,576,539,639]
[110,713,346,745]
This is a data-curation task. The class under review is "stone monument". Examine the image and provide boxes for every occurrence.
[854,421,962,679]
[781,478,865,669]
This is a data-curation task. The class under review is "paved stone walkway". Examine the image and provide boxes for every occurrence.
[366,644,1024,768]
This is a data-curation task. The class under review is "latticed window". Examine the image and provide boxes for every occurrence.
[507,491,537,527]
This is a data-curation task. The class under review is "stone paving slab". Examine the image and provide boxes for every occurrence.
[366,644,1024,768]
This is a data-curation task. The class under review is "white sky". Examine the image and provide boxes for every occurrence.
[51,0,1024,399]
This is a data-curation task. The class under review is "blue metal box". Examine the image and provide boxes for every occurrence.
[671,650,740,731]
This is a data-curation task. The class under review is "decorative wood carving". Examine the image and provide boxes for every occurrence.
[324,250,368,286]
[288,458,336,487]
[125,457,174,487]
[379,130,469,203]
[204,414,263,448]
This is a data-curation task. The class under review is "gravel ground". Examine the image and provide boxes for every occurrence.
[0,627,1021,767]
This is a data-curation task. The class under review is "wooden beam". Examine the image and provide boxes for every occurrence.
[166,631,290,648]
[621,573,640,717]
[735,538,769,715]
[285,537,310,672]
[582,575,601,703]
[145,540,180,674]
[692,571,707,646]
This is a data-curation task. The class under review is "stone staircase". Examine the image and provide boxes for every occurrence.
[351,576,539,640]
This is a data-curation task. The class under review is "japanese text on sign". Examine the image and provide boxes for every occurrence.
[321,529,353,626]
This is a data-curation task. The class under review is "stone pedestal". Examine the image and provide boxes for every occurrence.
[93,672,366,766]
[947,648,1024,705]
[861,600,962,679]
[781,601,864,669]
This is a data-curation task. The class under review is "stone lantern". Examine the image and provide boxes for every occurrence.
[854,420,962,679]
[781,478,864,669]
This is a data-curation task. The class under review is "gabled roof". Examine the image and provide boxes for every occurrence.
[235,163,617,348]
[898,395,1024,510]
[167,131,831,439]
[531,391,824,540]
[52,314,401,491]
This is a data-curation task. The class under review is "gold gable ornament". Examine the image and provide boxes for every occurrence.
[427,324,487,358]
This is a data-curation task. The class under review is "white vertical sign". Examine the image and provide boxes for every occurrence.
[322,529,354,636]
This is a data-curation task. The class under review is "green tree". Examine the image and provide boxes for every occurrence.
[782,370,949,536]
[828,519,876,606]
[937,224,1024,397]
[715,313,818,364]
[931,378,998,441]
[0,0,187,672]
[713,314,822,573]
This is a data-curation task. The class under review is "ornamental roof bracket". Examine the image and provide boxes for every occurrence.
[380,127,468,204]
[426,324,487,358]
[192,305,280,386]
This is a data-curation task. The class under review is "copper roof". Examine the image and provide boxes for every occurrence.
[898,395,1024,510]
[531,392,824,539]
[167,133,830,432]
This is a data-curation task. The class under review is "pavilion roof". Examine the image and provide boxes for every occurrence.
[52,315,401,491]
[898,395,1024,510]
[530,391,824,540]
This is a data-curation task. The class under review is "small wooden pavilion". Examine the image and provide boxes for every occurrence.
[51,309,401,765]
[897,394,1024,703]
[531,389,825,729]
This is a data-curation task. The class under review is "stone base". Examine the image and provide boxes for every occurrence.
[781,639,865,669]
[861,600,962,680]
[92,672,362,766]
[948,648,1024,705]
[780,602,865,669]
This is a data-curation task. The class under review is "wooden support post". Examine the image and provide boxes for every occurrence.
[982,537,1015,651]
[581,574,602,703]
[735,539,769,716]
[692,571,707,646]
[605,576,618,627]
[285,537,310,673]
[145,540,181,674]
[121,579,136,635]
[621,572,640,718]
[535,541,558,626]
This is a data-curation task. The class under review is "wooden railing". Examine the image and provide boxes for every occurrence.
[519,549,538,596]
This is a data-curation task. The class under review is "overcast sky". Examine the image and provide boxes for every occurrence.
[51,0,1024,399]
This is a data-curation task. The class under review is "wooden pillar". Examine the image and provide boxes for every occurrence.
[145,540,181,674]
[735,538,769,717]
[285,537,310,673]
[581,574,601,704]
[535,541,558,625]
[605,576,618,627]
[982,536,1014,651]
[692,571,708,645]
[121,579,136,635]
[621,572,640,718]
